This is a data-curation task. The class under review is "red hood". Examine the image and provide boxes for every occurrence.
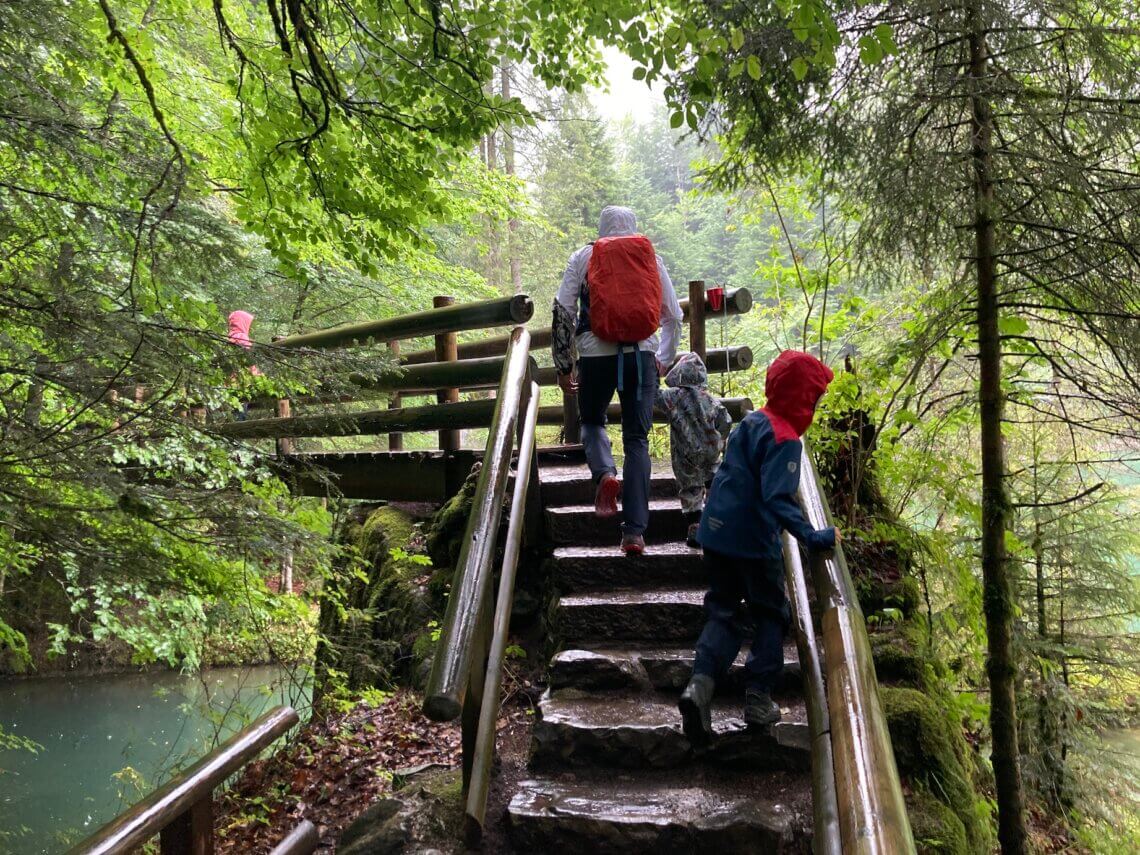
[227,310,254,349]
[761,350,834,439]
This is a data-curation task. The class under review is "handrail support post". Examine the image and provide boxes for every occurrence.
[160,797,213,855]
[434,296,461,451]
[688,280,706,362]
[387,340,403,451]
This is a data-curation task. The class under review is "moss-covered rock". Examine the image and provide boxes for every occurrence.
[883,687,992,853]
[869,621,928,687]
[907,785,970,855]
[314,504,433,701]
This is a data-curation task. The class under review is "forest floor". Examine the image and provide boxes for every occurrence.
[216,670,540,854]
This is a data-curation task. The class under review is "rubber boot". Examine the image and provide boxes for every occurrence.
[678,674,715,747]
[744,689,781,728]
[684,511,702,549]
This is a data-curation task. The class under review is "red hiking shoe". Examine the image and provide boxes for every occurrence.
[594,474,620,518]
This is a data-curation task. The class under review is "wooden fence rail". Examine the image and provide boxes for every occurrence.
[274,295,533,351]
[68,706,300,855]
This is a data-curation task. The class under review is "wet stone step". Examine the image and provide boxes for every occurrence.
[549,542,704,593]
[549,642,802,694]
[531,690,811,772]
[545,499,689,546]
[508,770,813,854]
[538,465,678,507]
[557,588,706,644]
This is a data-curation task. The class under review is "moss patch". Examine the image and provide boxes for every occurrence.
[907,785,969,855]
[883,687,992,853]
[315,505,434,699]
[869,621,928,687]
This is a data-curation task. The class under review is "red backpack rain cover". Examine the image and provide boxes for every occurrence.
[587,234,662,343]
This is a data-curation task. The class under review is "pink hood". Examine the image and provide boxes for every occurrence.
[227,311,254,349]
[761,350,834,440]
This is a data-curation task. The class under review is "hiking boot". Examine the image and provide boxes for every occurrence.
[744,689,781,728]
[678,674,715,747]
[686,523,701,549]
[621,533,645,555]
[594,474,620,518]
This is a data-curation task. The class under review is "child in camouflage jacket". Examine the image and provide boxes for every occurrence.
[656,352,732,547]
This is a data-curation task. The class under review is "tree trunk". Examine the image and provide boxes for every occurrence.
[484,127,501,291]
[501,60,522,294]
[968,7,1029,852]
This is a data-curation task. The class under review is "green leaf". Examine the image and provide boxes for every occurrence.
[858,34,884,65]
[998,315,1029,336]
[670,111,684,129]
[632,66,647,81]
[746,54,762,81]
[730,27,745,51]
[790,56,809,80]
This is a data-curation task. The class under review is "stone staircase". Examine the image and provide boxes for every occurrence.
[506,448,815,853]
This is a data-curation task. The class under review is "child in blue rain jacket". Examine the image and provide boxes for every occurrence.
[678,350,840,744]
[656,353,732,547]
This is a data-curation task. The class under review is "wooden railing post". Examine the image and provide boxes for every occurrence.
[688,280,706,362]
[562,389,580,445]
[434,296,460,451]
[159,797,213,855]
[386,340,403,451]
[275,399,293,456]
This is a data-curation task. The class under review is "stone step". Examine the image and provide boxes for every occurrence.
[550,542,704,593]
[538,465,678,507]
[532,689,810,771]
[545,499,689,546]
[508,770,813,854]
[557,588,706,644]
[549,642,802,694]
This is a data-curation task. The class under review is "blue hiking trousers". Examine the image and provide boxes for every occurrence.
[576,350,658,536]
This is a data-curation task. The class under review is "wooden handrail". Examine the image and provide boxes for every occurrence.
[399,288,753,365]
[797,443,916,854]
[535,396,753,427]
[464,380,541,844]
[215,398,499,440]
[422,326,532,722]
[782,533,841,855]
[530,346,752,387]
[68,706,298,855]
[273,295,533,351]
[268,820,318,855]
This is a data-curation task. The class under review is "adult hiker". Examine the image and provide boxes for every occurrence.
[552,205,683,555]
[678,350,840,745]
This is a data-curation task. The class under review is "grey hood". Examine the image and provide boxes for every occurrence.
[598,205,637,238]
[665,352,709,388]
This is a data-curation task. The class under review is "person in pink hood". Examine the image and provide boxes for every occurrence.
[679,351,840,744]
[227,310,261,376]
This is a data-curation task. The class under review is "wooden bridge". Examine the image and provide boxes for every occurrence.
[69,287,914,854]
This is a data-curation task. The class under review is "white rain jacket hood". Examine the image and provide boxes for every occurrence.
[598,205,638,238]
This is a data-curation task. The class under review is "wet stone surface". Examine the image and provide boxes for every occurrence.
[509,774,812,854]
[539,465,678,506]
[545,500,690,545]
[531,690,811,771]
[549,542,705,593]
[556,587,707,644]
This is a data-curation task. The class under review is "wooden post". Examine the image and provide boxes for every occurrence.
[688,280,706,363]
[434,296,460,451]
[387,340,403,451]
[275,399,293,456]
[159,797,213,855]
[562,389,580,445]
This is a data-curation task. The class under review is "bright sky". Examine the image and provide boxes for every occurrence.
[590,47,664,124]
